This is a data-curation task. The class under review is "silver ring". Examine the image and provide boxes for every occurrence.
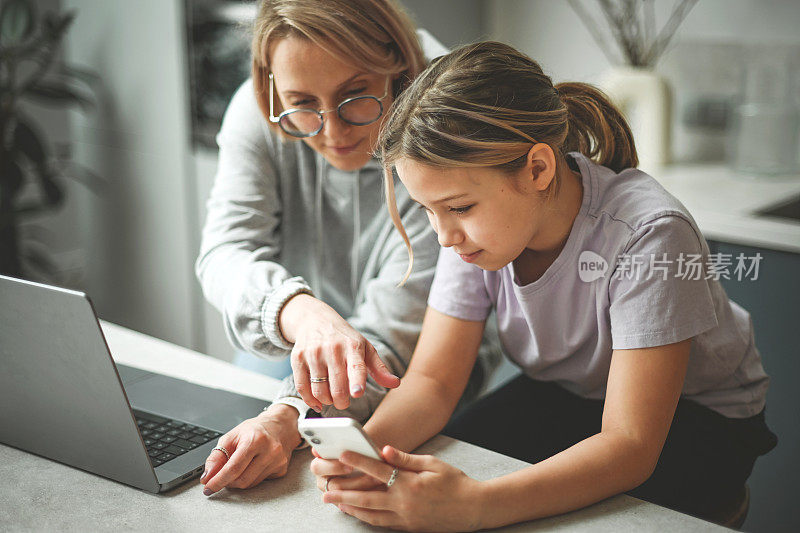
[325,477,331,492]
[310,377,329,383]
[387,467,399,488]
[212,446,230,460]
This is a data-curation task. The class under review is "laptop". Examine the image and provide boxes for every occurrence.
[0,274,271,493]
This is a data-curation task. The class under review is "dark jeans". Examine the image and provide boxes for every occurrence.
[444,374,778,520]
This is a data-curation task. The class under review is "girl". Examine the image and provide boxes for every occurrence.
[196,1,497,494]
[310,41,777,530]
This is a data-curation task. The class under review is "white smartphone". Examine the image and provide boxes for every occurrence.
[297,417,383,460]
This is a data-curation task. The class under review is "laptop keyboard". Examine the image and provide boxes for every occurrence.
[133,410,223,467]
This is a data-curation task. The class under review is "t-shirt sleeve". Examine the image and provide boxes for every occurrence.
[608,215,718,350]
[427,246,492,322]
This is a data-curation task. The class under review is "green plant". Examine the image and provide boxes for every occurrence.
[0,0,102,280]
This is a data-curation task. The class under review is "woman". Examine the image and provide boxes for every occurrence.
[310,42,777,530]
[195,1,496,494]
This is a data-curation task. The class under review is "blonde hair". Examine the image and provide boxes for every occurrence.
[379,41,638,284]
[250,0,425,127]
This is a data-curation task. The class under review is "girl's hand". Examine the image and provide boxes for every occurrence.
[309,457,386,492]
[320,445,485,532]
[279,294,400,411]
[310,449,387,493]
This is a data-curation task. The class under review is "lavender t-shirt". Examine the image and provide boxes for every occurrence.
[428,153,769,418]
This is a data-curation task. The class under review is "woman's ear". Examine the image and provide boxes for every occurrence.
[525,143,557,192]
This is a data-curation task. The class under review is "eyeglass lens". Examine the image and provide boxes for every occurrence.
[280,111,322,137]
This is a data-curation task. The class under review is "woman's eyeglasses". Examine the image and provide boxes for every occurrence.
[269,74,390,138]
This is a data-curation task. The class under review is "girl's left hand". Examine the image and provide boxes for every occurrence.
[318,445,485,532]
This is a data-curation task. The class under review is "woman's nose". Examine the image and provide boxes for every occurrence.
[322,111,351,140]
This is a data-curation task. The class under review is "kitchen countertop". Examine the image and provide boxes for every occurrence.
[0,322,727,532]
[657,164,800,253]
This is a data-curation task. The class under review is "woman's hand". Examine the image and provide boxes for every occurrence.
[318,445,485,532]
[279,293,401,411]
[200,403,302,494]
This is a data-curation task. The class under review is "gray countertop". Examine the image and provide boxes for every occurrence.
[0,322,727,532]
[657,164,800,253]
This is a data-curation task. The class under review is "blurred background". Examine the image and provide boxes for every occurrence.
[2,1,799,530]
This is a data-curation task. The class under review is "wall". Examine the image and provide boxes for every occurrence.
[486,0,800,164]
[486,0,800,82]
[194,147,236,361]
[400,0,488,48]
[63,0,200,349]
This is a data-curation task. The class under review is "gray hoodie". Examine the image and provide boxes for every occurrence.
[196,38,499,421]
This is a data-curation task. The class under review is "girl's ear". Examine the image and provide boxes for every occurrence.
[525,143,557,192]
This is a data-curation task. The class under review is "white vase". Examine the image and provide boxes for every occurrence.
[598,66,671,176]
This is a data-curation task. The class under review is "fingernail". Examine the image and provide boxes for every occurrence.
[313,406,322,413]
[203,488,215,496]
[200,469,208,482]
[351,384,363,395]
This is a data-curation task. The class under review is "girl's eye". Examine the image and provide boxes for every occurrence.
[450,205,473,215]
[290,99,315,108]
[416,203,432,213]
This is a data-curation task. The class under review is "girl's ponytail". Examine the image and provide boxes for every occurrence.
[556,82,638,173]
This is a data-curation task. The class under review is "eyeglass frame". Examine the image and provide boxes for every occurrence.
[268,73,391,138]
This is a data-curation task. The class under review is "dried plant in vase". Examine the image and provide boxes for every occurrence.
[567,0,699,68]
[568,0,700,173]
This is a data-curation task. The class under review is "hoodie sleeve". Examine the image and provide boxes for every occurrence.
[195,80,311,360]
[274,187,441,422]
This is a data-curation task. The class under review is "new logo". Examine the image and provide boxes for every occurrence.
[578,251,608,282]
